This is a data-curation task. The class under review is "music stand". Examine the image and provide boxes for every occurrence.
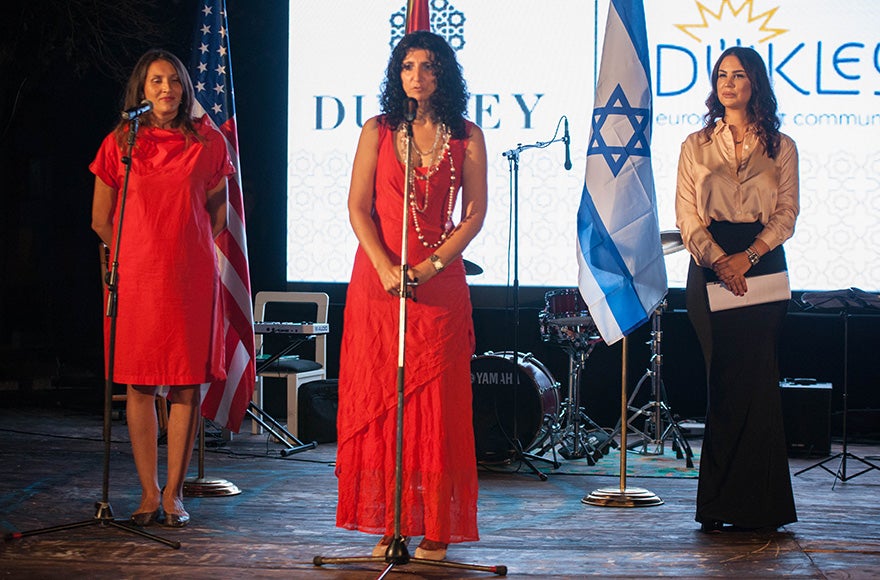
[4,116,179,549]
[794,290,880,487]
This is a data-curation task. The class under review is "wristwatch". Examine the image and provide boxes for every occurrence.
[746,246,760,266]
[429,254,445,272]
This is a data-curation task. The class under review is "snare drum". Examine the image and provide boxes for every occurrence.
[471,351,560,463]
[539,289,602,350]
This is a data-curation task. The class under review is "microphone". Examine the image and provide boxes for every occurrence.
[563,117,572,171]
[403,98,418,123]
[121,99,153,121]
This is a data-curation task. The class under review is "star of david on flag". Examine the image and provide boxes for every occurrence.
[576,0,667,345]
[588,84,650,177]
[189,0,256,432]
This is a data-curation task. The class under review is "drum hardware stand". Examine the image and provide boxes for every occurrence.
[500,118,569,482]
[533,342,610,465]
[4,115,179,549]
[600,301,694,467]
[558,347,614,463]
[314,99,506,577]
[794,307,880,487]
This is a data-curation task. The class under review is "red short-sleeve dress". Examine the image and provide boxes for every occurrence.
[89,116,233,386]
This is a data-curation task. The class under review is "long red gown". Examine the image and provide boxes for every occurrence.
[335,118,480,544]
[89,117,233,386]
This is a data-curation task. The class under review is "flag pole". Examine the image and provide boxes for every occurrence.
[183,0,256,497]
[582,336,663,507]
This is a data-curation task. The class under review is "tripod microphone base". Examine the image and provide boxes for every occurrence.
[313,554,508,576]
[184,477,242,497]
[94,500,114,520]
[3,501,181,549]
[582,487,664,508]
[313,535,507,576]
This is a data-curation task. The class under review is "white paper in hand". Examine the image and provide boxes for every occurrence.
[707,271,791,312]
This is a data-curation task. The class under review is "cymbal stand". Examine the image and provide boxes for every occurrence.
[602,302,694,467]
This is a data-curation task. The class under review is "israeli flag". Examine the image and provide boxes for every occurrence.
[576,0,667,345]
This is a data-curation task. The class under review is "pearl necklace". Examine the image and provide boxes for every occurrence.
[402,125,456,249]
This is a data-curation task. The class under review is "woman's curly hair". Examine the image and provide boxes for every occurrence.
[701,46,782,159]
[379,31,469,140]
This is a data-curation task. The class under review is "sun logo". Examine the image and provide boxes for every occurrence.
[675,0,788,44]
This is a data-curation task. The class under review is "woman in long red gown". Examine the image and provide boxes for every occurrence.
[336,31,488,561]
[90,49,232,528]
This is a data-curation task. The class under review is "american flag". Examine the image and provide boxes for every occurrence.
[406,0,430,32]
[189,0,255,432]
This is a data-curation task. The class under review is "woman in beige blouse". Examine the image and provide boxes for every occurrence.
[675,46,799,534]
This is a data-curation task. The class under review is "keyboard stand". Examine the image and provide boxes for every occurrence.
[251,336,318,456]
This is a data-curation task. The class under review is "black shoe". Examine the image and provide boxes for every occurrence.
[130,508,163,527]
[700,520,724,534]
[728,524,779,534]
[160,511,190,528]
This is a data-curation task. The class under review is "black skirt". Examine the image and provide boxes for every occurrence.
[686,221,797,529]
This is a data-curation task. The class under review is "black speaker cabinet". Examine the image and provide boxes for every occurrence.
[298,379,338,443]
[779,380,832,457]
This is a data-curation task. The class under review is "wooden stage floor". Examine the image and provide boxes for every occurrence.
[1,405,879,579]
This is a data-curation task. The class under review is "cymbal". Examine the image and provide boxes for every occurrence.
[463,259,483,276]
[660,230,685,255]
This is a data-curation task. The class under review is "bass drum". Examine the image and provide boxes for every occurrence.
[470,351,560,463]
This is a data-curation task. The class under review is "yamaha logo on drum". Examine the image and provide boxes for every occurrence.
[471,368,514,386]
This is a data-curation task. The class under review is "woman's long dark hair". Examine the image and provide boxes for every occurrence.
[113,49,201,148]
[701,46,781,159]
[379,31,469,140]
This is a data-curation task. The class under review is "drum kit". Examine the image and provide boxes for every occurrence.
[471,351,559,464]
[469,288,613,467]
[532,289,614,465]
[470,230,694,469]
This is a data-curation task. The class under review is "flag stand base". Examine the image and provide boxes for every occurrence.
[582,486,663,507]
[184,419,243,498]
[583,336,664,510]
[183,477,241,497]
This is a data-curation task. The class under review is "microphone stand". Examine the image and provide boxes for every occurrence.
[499,118,569,480]
[315,104,505,577]
[3,116,178,548]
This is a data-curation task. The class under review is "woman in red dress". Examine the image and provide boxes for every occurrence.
[90,49,233,528]
[336,31,488,561]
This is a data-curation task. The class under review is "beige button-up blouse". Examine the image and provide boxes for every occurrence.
[675,120,799,269]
